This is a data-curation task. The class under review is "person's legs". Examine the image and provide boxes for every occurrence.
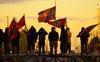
[85,43,88,55]
[81,42,84,55]
[5,43,7,55]
[28,42,31,53]
[32,44,35,54]
[42,40,45,55]
[54,41,57,54]
[67,43,71,53]
[50,42,53,54]
[12,41,15,54]
[16,42,19,54]
[60,42,63,53]
[39,41,41,55]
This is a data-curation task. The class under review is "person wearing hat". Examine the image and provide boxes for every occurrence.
[66,27,72,54]
[48,27,59,55]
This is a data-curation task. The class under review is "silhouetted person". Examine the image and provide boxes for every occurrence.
[66,27,72,54]
[4,27,10,55]
[0,28,3,55]
[37,27,48,55]
[28,26,37,54]
[48,27,59,54]
[77,27,90,55]
[60,25,68,54]
[10,26,20,54]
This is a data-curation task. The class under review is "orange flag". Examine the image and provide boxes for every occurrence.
[10,15,26,40]
[8,17,17,35]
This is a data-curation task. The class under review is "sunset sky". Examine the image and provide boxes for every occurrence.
[0,0,100,52]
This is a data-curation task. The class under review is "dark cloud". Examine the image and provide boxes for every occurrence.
[0,0,33,4]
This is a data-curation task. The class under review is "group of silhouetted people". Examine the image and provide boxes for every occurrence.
[0,25,73,55]
[0,25,91,55]
[25,25,72,55]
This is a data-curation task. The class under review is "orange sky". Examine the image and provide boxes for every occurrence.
[0,0,100,52]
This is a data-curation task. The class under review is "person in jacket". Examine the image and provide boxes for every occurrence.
[66,27,72,54]
[48,27,59,55]
[0,28,3,55]
[10,26,20,54]
[4,27,10,55]
[77,27,90,55]
[60,25,68,54]
[28,26,37,54]
[37,27,48,55]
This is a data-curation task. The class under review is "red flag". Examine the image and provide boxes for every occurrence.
[38,6,55,22]
[77,23,99,37]
[10,27,18,41]
[8,17,17,35]
[10,15,26,40]
[48,18,66,28]
[16,15,26,30]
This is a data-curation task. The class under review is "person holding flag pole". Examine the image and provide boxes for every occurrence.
[10,14,26,54]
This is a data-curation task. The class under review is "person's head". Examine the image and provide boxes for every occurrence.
[5,27,9,33]
[31,26,34,31]
[66,27,70,31]
[51,27,55,31]
[40,27,44,32]
[81,27,85,32]
[60,25,64,30]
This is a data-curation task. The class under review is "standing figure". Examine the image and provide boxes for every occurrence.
[28,26,37,54]
[77,27,90,55]
[60,25,68,54]
[10,26,20,54]
[0,28,3,55]
[48,27,59,55]
[66,27,72,54]
[37,28,48,55]
[4,27,10,55]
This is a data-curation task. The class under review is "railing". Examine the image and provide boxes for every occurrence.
[0,54,100,62]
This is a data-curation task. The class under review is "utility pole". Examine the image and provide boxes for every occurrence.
[7,16,9,27]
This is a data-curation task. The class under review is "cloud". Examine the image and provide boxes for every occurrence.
[26,16,37,19]
[57,16,96,21]
[67,17,96,21]
[0,0,33,4]
[0,19,4,21]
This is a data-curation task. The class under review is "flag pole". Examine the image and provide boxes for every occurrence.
[66,17,67,28]
[23,14,28,31]
[55,0,56,21]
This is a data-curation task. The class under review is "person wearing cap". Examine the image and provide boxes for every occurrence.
[66,27,72,54]
[48,27,59,55]
[60,25,68,54]
[37,27,48,55]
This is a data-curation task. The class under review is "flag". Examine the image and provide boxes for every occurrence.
[8,17,17,35]
[16,15,26,30]
[23,30,27,35]
[10,27,18,41]
[48,18,66,28]
[89,44,97,50]
[38,6,55,22]
[10,15,26,40]
[77,23,99,37]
